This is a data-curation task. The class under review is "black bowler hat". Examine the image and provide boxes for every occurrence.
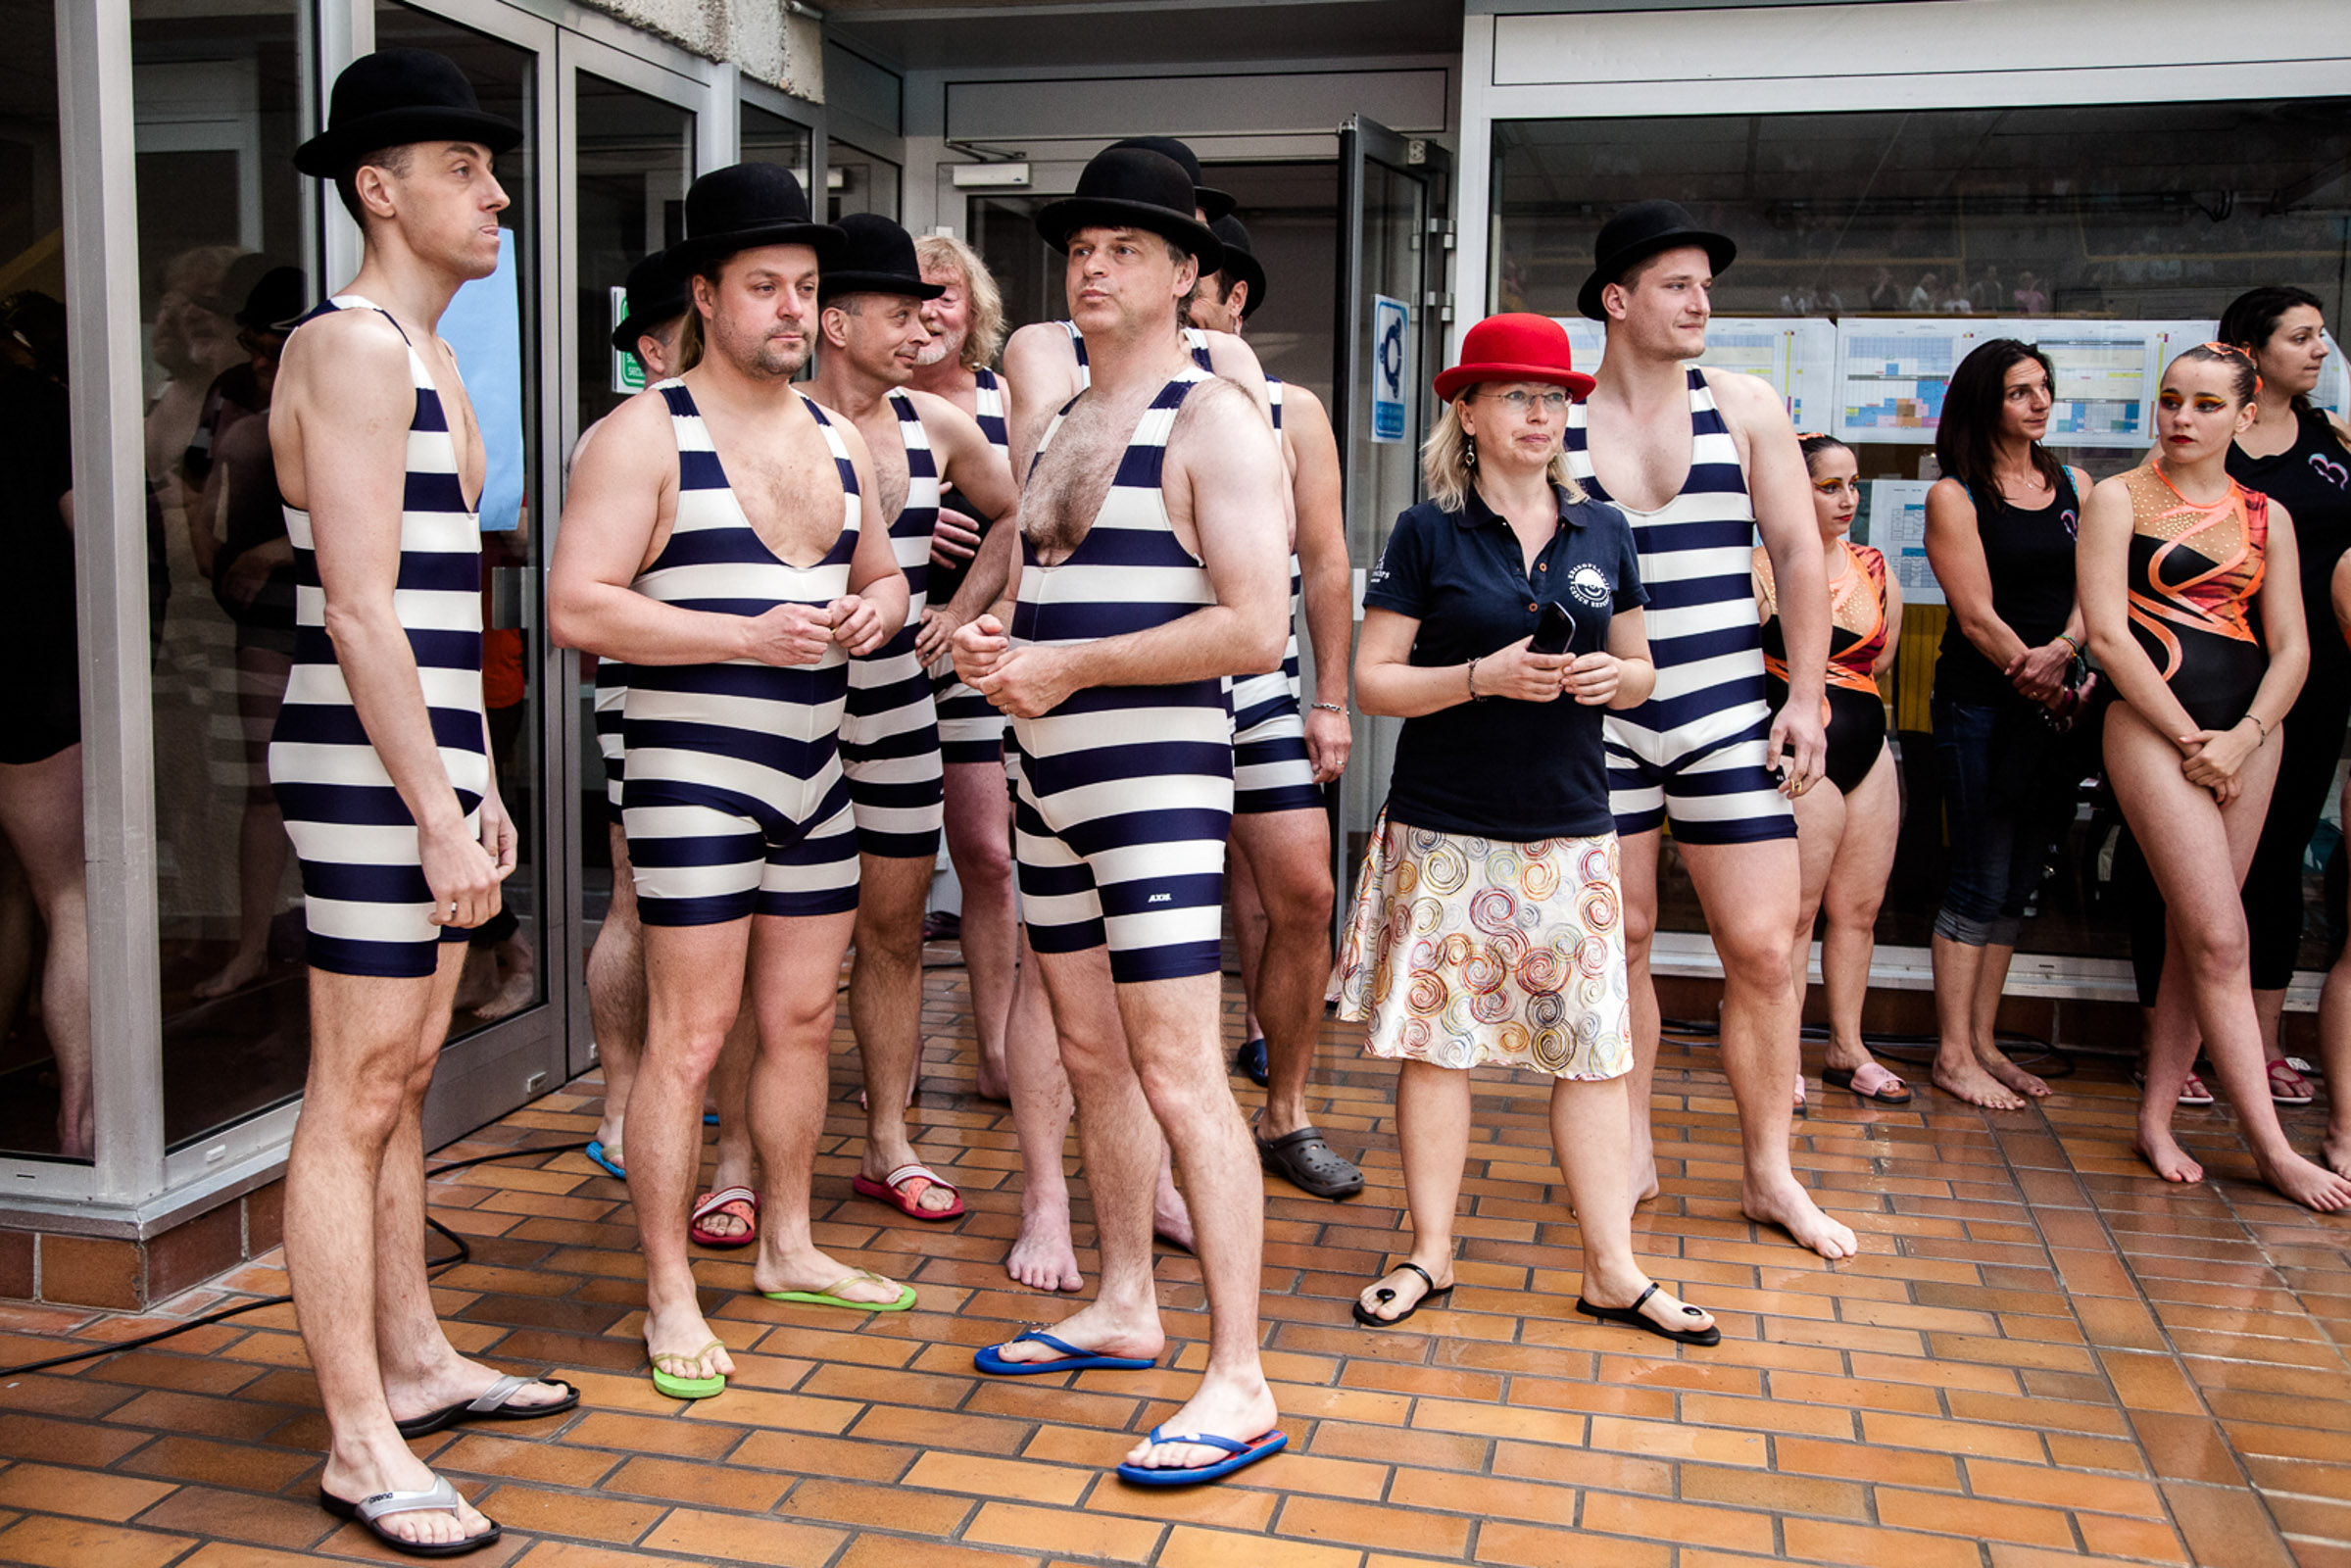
[237,266,310,333]
[1036,149,1224,274]
[819,214,947,304]
[1578,199,1738,320]
[1104,136,1235,220]
[1208,216,1267,318]
[611,249,688,355]
[670,163,844,271]
[294,48,520,177]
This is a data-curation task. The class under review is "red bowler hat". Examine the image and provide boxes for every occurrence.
[1434,313,1595,405]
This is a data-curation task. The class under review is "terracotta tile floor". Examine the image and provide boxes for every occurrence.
[0,961,2347,1566]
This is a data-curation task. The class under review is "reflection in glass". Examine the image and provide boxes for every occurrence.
[1202,161,1338,413]
[826,138,899,222]
[741,104,810,196]
[1492,102,2351,962]
[969,194,1054,335]
[0,0,87,1161]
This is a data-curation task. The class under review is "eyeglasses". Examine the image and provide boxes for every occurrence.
[1482,388,1570,412]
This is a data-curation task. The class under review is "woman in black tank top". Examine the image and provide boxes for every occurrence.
[2119,289,2351,1107]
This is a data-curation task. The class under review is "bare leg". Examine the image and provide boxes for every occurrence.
[992,947,1165,1354]
[853,853,957,1210]
[0,747,90,1156]
[1970,944,2052,1100]
[1229,809,1339,1144]
[2108,704,2350,1209]
[2139,926,2207,1184]
[290,951,493,1548]
[197,646,292,1000]
[698,991,759,1241]
[1682,836,1857,1259]
[1551,1073,1714,1333]
[1787,781,1845,1104]
[1355,1059,1466,1320]
[943,760,1018,1101]
[634,918,755,1388]
[586,824,644,1162]
[2321,799,2351,1176]
[1821,749,1900,1081]
[1003,930,1082,1291]
[1931,936,2029,1109]
[1617,827,1663,1202]
[745,908,909,1299]
[0,840,35,1036]
[1230,846,1270,1049]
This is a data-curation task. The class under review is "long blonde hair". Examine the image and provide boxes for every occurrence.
[1421,387,1585,513]
[913,233,1005,370]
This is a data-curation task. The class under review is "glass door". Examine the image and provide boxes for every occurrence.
[1329,116,1449,924]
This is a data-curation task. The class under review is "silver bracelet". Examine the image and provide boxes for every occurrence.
[1309,701,1347,715]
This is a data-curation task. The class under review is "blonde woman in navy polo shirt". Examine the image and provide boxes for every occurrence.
[1338,315,1720,1346]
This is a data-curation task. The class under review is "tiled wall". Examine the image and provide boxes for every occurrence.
[0,1181,283,1311]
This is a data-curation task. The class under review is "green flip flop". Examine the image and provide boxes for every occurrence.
[762,1270,916,1313]
[649,1340,727,1400]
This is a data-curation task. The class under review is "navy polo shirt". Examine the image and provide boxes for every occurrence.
[1364,484,1646,841]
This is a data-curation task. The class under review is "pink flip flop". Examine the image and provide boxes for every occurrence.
[1823,1061,1913,1104]
[852,1162,965,1222]
[689,1186,759,1249]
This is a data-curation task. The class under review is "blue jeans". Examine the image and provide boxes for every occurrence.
[1932,695,2082,949]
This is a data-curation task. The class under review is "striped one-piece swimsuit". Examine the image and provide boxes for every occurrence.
[933,365,1011,765]
[1069,324,1315,815]
[594,662,626,814]
[1565,367,1793,845]
[839,389,946,858]
[268,295,489,978]
[1012,367,1235,982]
[620,380,863,924]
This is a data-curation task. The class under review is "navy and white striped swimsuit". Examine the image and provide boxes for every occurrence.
[594,662,626,814]
[934,365,1012,766]
[621,380,863,924]
[839,389,946,858]
[1012,368,1234,982]
[269,295,489,978]
[1565,368,1792,845]
[1228,376,1321,815]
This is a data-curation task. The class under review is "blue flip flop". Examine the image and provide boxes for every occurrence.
[584,1140,625,1179]
[974,1330,1156,1377]
[704,1112,720,1126]
[1114,1426,1287,1487]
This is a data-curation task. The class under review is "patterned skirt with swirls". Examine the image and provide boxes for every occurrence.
[1336,808,1632,1080]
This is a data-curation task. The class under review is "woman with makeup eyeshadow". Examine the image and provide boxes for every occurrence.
[1754,433,1909,1109]
[2081,343,2349,1212]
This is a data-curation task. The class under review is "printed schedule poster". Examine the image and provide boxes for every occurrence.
[1867,478,1940,605]
[1836,320,1964,444]
[1994,318,2166,447]
[1549,317,1836,429]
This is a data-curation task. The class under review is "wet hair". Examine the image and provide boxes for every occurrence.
[334,144,416,225]
[2165,342,2261,408]
[2219,284,2326,416]
[1935,338,2064,507]
[1795,431,1851,476]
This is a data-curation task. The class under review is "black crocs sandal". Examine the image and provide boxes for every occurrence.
[1351,1261,1453,1326]
[1256,1126,1364,1200]
[1575,1281,1722,1347]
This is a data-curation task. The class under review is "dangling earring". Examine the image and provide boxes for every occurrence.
[1462,436,1478,471]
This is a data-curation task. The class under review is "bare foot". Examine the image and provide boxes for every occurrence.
[1355,1260,1451,1323]
[2253,1148,2351,1212]
[2135,1126,2204,1184]
[1006,1201,1083,1292]
[1978,1048,2052,1099]
[1153,1175,1196,1253]
[192,946,268,1001]
[470,961,534,1020]
[987,1298,1162,1367]
[643,1304,734,1385]
[1741,1175,1858,1260]
[1934,1056,2028,1111]
[1630,1157,1660,1204]
[319,1452,495,1550]
[860,1153,960,1214]
[1122,1370,1280,1475]
[689,1191,754,1243]
[754,1250,909,1304]
[386,1359,573,1427]
[1583,1271,1716,1339]
[2324,1133,2351,1181]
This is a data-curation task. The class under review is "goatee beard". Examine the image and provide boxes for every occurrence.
[912,336,958,368]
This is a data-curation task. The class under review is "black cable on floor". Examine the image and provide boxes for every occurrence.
[0,1139,593,1379]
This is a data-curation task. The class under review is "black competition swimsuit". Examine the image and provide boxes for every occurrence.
[1761,540,1890,795]
[2124,465,2268,732]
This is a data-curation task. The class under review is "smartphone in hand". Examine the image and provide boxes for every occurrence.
[1528,601,1577,657]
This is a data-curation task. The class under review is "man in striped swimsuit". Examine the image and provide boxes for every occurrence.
[272,48,569,1555]
[808,215,1016,1223]
[552,164,911,1398]
[1567,200,1853,1261]
[954,147,1291,1486]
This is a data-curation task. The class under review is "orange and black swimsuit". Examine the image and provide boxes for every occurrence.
[2124,465,2268,732]
[1757,540,1890,793]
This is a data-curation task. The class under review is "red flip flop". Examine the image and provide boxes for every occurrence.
[852,1162,965,1221]
[689,1186,759,1249]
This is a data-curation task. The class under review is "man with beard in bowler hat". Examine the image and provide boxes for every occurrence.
[807,214,1017,1222]
[952,146,1291,1486]
[550,163,910,1403]
[274,47,571,1557]
[1565,199,1853,1260]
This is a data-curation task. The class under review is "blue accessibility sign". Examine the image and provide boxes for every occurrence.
[1372,294,1408,442]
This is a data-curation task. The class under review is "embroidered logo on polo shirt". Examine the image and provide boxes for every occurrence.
[1565,564,1613,608]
